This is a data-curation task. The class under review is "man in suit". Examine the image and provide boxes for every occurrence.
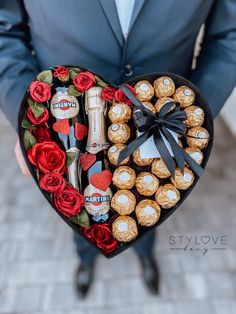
[0,0,236,298]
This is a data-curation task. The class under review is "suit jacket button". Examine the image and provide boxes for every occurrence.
[123,64,133,77]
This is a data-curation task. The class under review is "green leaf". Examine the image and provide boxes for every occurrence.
[69,209,90,228]
[66,151,77,167]
[21,116,34,129]
[95,75,108,88]
[69,67,81,79]
[68,85,82,97]
[58,75,69,83]
[37,70,53,84]
[28,97,45,118]
[23,129,37,150]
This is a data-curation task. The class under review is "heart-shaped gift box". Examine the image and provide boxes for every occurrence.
[18,66,213,258]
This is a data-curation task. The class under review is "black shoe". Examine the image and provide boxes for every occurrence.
[138,254,159,295]
[74,262,95,299]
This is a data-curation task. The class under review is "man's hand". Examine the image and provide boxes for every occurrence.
[15,140,31,177]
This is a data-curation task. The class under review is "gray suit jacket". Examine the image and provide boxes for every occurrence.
[0,0,236,130]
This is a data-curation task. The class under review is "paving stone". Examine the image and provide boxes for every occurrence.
[15,286,43,312]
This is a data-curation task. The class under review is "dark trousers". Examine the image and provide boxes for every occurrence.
[73,229,156,265]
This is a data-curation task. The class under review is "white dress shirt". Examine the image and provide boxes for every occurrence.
[115,0,135,39]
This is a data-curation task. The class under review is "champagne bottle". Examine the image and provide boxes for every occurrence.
[50,87,85,191]
[83,87,112,222]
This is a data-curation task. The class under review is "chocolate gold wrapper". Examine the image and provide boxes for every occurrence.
[155,183,180,209]
[135,200,161,227]
[173,86,195,108]
[112,166,136,189]
[135,172,159,196]
[108,143,130,165]
[108,123,130,143]
[111,190,136,215]
[155,97,175,112]
[134,80,154,101]
[108,103,132,123]
[154,76,175,97]
[112,215,138,242]
[184,147,204,165]
[186,127,209,149]
[184,105,205,127]
[132,148,153,166]
[151,158,171,178]
[141,101,156,113]
[171,167,195,190]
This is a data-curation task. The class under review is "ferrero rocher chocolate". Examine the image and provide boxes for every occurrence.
[112,166,136,189]
[132,148,153,167]
[108,144,130,165]
[155,97,176,113]
[134,80,154,101]
[135,172,159,196]
[151,158,170,178]
[154,76,175,97]
[135,200,161,227]
[108,123,130,144]
[112,216,138,242]
[186,127,209,149]
[171,167,195,190]
[141,101,156,113]
[185,147,204,165]
[173,86,195,108]
[108,103,132,123]
[111,190,136,215]
[184,105,205,127]
[155,184,180,209]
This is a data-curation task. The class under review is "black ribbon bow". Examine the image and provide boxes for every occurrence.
[117,84,203,178]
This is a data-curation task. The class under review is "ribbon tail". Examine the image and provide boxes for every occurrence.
[161,128,185,174]
[117,130,151,165]
[153,128,176,177]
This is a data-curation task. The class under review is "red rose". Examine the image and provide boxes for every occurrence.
[26,107,49,125]
[53,66,69,80]
[101,87,116,101]
[27,141,66,174]
[73,71,96,92]
[114,84,137,104]
[84,224,119,254]
[29,81,51,102]
[32,127,51,142]
[39,172,66,193]
[54,185,85,217]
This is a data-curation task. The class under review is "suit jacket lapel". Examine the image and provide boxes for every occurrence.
[128,0,146,36]
[99,0,125,47]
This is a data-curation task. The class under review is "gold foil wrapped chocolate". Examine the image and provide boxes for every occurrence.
[108,143,130,165]
[151,158,170,178]
[135,200,161,227]
[185,147,204,165]
[141,101,156,113]
[186,127,209,149]
[132,148,153,167]
[155,183,180,209]
[134,80,154,101]
[108,103,132,123]
[154,76,175,97]
[112,166,136,189]
[111,190,136,215]
[184,105,205,127]
[171,167,195,190]
[108,123,130,144]
[135,172,159,196]
[173,86,195,108]
[155,97,175,112]
[112,215,138,242]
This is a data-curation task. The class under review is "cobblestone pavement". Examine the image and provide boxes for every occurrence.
[0,112,235,314]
